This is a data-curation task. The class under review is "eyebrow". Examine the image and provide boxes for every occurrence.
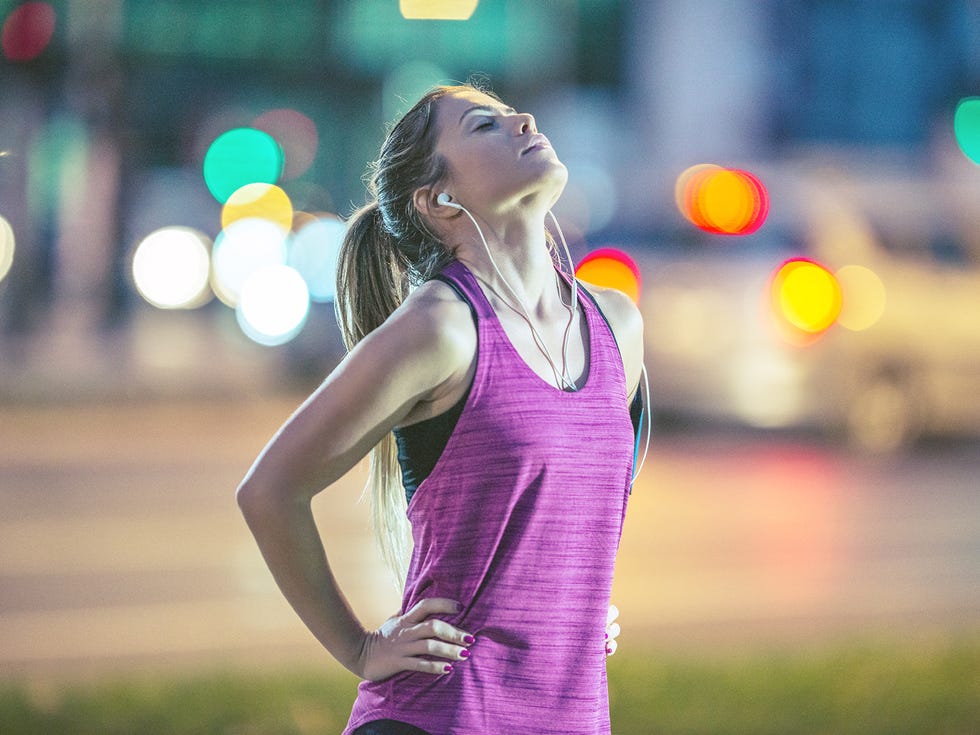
[458,104,517,125]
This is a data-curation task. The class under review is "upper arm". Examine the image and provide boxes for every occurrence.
[585,284,645,398]
[238,285,475,502]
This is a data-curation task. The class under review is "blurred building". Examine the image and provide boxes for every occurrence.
[1,0,978,400]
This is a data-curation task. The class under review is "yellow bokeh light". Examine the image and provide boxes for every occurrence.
[836,265,886,332]
[772,259,842,335]
[399,0,479,20]
[221,183,293,231]
[0,214,14,283]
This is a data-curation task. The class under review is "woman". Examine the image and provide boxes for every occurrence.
[237,82,644,735]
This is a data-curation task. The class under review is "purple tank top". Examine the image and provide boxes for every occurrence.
[344,260,635,735]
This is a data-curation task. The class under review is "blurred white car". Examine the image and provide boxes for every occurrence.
[630,167,980,452]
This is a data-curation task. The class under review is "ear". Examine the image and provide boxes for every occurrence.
[414,185,458,222]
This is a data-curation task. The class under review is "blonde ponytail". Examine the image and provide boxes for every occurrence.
[335,202,412,585]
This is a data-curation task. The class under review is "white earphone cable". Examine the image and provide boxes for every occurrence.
[440,194,651,472]
[452,200,579,391]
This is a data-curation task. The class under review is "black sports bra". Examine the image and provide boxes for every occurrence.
[393,276,644,504]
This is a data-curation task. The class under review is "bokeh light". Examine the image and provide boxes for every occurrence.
[2,2,55,62]
[0,214,15,283]
[382,60,450,122]
[211,218,289,307]
[288,216,345,302]
[236,265,310,346]
[769,258,842,343]
[251,109,319,181]
[399,0,479,20]
[203,128,283,204]
[575,247,641,304]
[836,264,887,332]
[554,160,617,235]
[953,97,980,165]
[676,163,769,235]
[221,183,294,232]
[131,227,213,310]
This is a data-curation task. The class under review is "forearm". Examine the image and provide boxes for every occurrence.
[237,486,367,675]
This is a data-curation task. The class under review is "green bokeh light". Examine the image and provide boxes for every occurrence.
[203,128,284,204]
[954,97,980,165]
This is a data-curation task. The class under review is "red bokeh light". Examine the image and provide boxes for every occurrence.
[2,2,56,62]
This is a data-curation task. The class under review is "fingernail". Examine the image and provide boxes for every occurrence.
[604,633,609,640]
[462,634,475,645]
[454,601,463,612]
[459,649,470,659]
[443,664,454,674]
[606,646,613,655]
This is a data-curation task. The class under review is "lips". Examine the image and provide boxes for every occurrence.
[521,135,551,155]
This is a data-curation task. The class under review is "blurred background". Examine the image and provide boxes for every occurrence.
[2,1,979,732]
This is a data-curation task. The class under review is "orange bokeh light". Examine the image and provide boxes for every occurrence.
[574,247,641,304]
[676,164,769,236]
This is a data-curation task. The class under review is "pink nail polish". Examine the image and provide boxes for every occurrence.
[444,664,454,674]
[463,634,476,645]
[459,649,470,659]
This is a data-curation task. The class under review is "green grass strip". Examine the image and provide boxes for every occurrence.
[2,637,978,734]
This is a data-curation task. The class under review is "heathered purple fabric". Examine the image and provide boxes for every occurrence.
[344,260,634,735]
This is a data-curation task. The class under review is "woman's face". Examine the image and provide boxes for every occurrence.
[431,88,567,214]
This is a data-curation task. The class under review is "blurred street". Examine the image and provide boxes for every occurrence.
[2,396,978,681]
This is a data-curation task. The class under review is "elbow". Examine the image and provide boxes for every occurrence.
[236,468,308,523]
[236,475,274,522]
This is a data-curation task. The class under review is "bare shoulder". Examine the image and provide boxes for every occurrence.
[393,278,476,367]
[583,283,643,337]
[364,278,476,409]
[579,282,644,393]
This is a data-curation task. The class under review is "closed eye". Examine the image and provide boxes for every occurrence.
[474,119,495,131]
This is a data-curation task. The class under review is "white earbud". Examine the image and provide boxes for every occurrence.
[437,192,462,209]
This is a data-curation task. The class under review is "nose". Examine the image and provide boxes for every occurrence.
[515,112,536,135]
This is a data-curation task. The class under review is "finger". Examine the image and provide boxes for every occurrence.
[407,657,456,676]
[422,617,475,646]
[605,639,618,657]
[410,638,471,662]
[606,604,620,626]
[402,598,461,625]
[606,622,621,641]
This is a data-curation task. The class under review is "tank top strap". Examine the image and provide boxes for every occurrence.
[436,260,497,320]
[438,260,603,321]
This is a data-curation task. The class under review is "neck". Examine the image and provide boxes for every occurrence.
[454,212,563,317]
[451,205,581,392]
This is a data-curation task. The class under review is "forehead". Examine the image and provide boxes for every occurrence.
[434,89,511,128]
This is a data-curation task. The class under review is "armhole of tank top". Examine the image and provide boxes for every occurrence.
[577,281,644,408]
[576,281,620,354]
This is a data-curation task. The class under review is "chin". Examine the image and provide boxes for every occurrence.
[545,164,569,207]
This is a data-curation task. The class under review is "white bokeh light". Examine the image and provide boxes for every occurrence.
[0,215,14,284]
[236,264,310,346]
[211,217,289,307]
[288,217,345,302]
[131,226,212,309]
